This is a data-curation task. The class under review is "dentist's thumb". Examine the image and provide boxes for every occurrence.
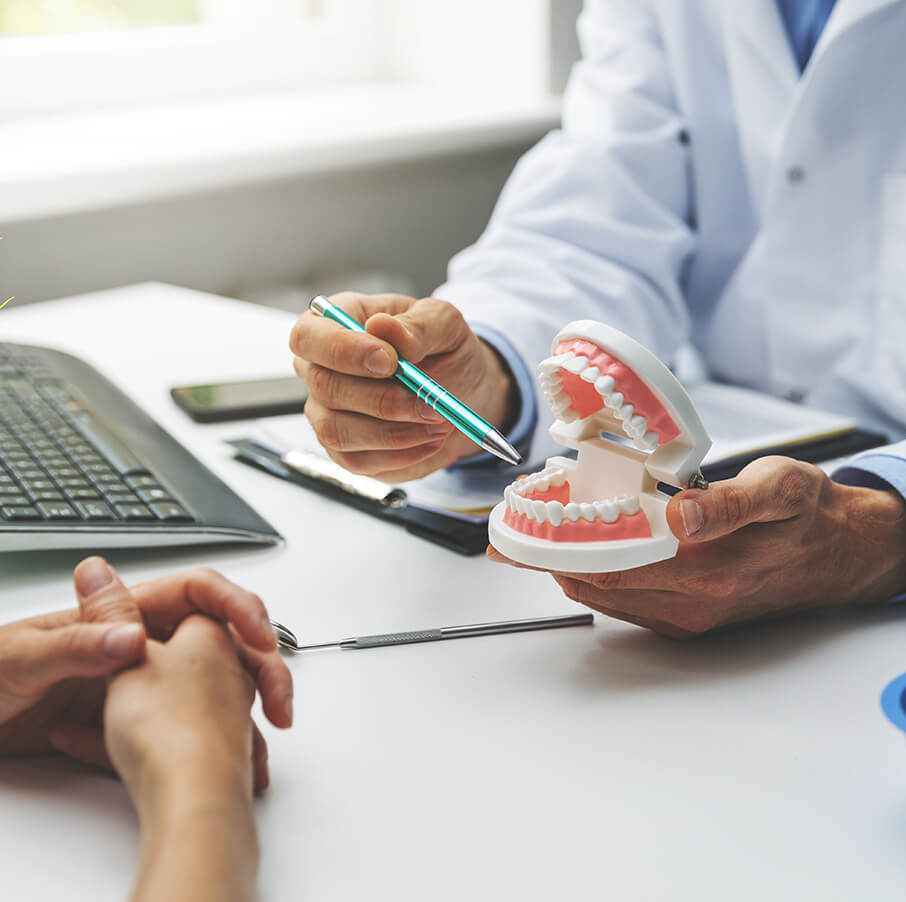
[667,457,815,543]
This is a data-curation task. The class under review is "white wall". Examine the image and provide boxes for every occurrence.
[0,142,536,308]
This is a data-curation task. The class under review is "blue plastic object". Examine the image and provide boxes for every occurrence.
[880,672,906,733]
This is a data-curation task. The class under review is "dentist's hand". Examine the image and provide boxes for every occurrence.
[488,457,906,638]
[290,292,518,481]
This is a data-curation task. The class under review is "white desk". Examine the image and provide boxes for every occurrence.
[2,284,906,901]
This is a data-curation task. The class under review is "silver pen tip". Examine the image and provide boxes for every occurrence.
[481,429,523,466]
[309,295,329,316]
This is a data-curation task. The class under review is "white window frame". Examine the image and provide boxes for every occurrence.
[0,0,382,120]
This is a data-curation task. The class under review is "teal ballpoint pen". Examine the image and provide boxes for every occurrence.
[309,296,522,465]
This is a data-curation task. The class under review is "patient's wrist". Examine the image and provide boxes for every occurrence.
[133,744,253,822]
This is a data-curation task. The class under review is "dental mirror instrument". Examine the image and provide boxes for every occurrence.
[270,613,594,652]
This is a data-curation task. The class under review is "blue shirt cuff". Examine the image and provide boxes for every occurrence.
[448,324,538,470]
[833,454,906,603]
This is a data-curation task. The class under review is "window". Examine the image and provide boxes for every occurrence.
[0,0,381,119]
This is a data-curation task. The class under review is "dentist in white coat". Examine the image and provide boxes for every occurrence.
[291,0,906,637]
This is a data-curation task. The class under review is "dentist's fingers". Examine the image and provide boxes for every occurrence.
[127,568,277,653]
[325,438,455,479]
[666,457,823,542]
[299,363,445,423]
[289,293,416,378]
[74,557,144,625]
[304,401,452,452]
[364,297,474,364]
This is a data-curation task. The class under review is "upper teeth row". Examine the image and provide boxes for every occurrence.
[510,466,568,497]
[505,487,641,526]
[539,352,659,451]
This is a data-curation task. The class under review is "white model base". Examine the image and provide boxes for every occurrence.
[488,501,679,574]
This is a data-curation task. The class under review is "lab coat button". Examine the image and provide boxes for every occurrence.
[786,165,806,184]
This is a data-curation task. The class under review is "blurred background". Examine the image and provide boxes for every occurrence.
[0,0,580,312]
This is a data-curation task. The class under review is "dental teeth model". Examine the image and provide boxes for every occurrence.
[488,320,712,573]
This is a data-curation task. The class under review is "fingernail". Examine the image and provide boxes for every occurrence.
[365,349,393,376]
[427,422,451,435]
[416,401,445,422]
[283,695,294,726]
[104,623,144,658]
[76,557,114,596]
[680,498,703,536]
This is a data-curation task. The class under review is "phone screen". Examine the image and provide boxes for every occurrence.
[171,376,308,422]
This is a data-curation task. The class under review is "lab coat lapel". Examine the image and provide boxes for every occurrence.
[720,1,799,217]
[761,0,905,213]
[808,0,904,71]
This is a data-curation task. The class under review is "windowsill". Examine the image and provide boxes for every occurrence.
[0,83,561,223]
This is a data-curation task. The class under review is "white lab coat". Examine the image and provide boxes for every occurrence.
[436,0,906,468]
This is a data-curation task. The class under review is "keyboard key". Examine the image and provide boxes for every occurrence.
[1,505,41,520]
[136,486,172,503]
[105,491,140,505]
[149,502,193,522]
[36,501,79,520]
[125,474,160,489]
[65,487,102,501]
[70,412,149,476]
[113,503,155,521]
[74,500,116,521]
[0,494,29,507]
[28,489,65,502]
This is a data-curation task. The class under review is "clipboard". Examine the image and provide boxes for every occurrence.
[229,424,887,555]
[227,439,490,556]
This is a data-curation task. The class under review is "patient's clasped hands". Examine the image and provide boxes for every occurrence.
[0,557,293,789]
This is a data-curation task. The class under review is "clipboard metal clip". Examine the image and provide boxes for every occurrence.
[282,449,407,509]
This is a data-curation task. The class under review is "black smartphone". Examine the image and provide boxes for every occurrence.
[170,376,308,423]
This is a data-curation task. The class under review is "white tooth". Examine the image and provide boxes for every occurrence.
[630,415,647,436]
[618,495,640,515]
[579,502,597,522]
[606,391,624,409]
[504,485,514,508]
[564,502,582,521]
[580,366,600,383]
[595,375,615,395]
[549,469,567,487]
[562,356,588,375]
[635,430,659,451]
[539,354,569,372]
[546,502,564,526]
[536,476,551,492]
[515,495,528,516]
[560,408,579,423]
[595,500,619,522]
[532,500,548,522]
[616,404,634,422]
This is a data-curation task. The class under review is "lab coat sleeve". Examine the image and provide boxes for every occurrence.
[832,441,906,501]
[435,0,697,468]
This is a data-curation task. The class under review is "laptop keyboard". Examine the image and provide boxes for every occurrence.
[0,343,195,525]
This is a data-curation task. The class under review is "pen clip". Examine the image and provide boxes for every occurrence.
[281,448,407,509]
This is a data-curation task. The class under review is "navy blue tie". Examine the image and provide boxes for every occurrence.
[776,0,838,72]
